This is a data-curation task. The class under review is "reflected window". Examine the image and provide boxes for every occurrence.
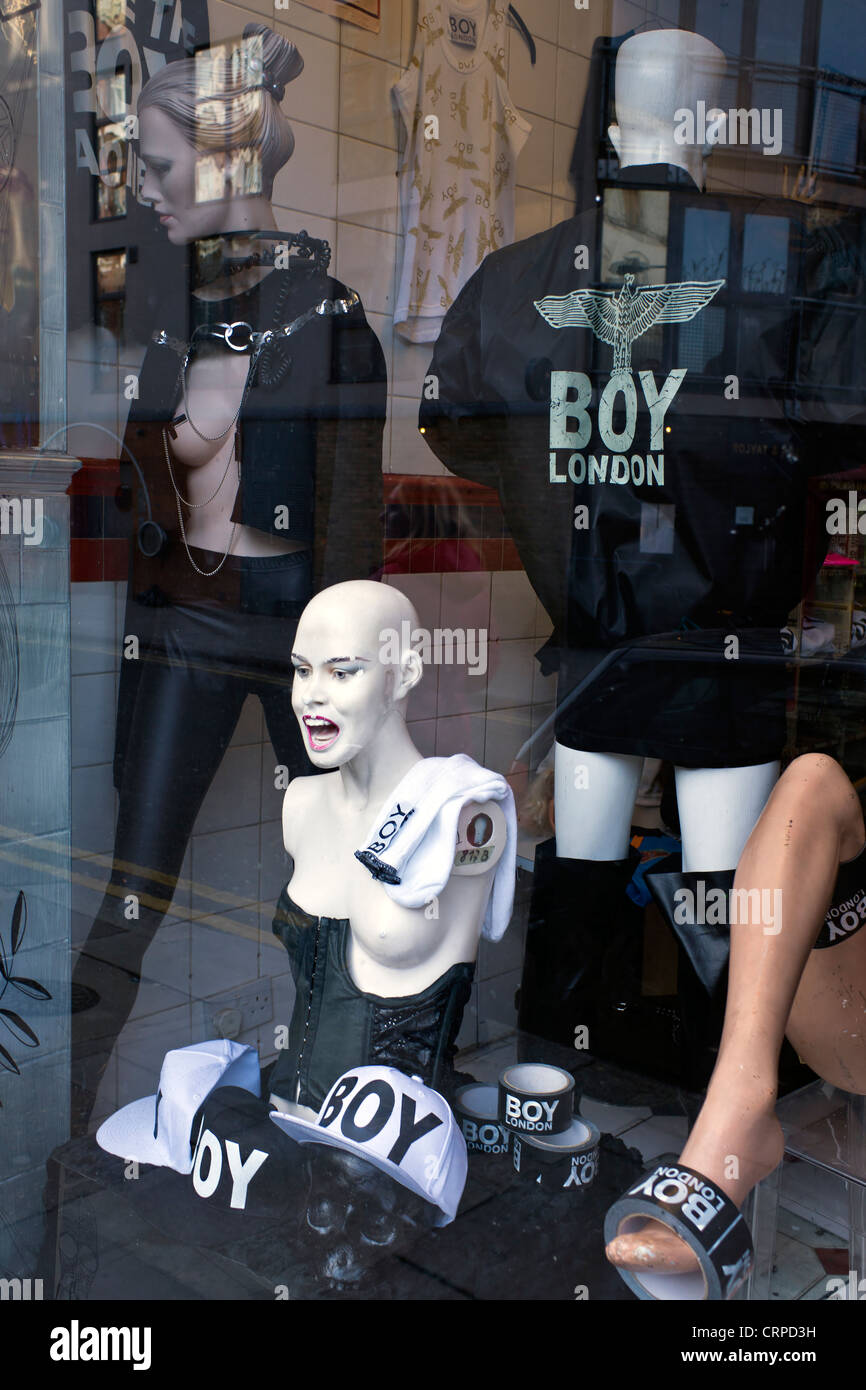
[811,80,866,178]
[814,0,866,178]
[96,122,127,219]
[91,0,133,220]
[195,147,262,204]
[95,0,126,37]
[819,0,866,79]
[195,33,265,101]
[757,0,805,66]
[737,307,788,379]
[193,35,265,206]
[694,0,744,55]
[682,208,729,281]
[742,215,789,295]
[93,249,126,342]
[679,305,726,373]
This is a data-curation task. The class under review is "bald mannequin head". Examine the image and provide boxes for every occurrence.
[609,29,726,188]
[291,581,424,768]
[300,580,419,638]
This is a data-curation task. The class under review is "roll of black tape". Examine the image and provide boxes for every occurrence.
[604,1160,754,1301]
[498,1063,574,1136]
[453,1083,511,1156]
[512,1117,600,1190]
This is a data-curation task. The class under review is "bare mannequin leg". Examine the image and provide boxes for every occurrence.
[553,743,643,860]
[607,753,866,1274]
[676,761,779,872]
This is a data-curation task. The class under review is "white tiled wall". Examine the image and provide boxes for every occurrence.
[72,0,679,1096]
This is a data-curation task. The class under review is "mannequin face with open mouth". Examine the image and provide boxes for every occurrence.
[291,621,397,770]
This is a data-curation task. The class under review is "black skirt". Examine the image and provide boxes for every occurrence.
[554,628,789,768]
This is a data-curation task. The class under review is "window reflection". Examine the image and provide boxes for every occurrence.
[742,215,789,295]
[94,0,125,39]
[93,248,126,341]
[682,208,729,282]
[96,121,127,219]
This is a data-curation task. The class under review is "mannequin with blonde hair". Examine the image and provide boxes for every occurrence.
[138,23,301,216]
[70,24,387,1134]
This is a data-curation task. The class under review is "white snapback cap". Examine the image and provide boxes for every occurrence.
[269,1066,467,1225]
[96,1040,261,1172]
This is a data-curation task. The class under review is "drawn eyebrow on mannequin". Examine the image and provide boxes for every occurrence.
[291,653,372,665]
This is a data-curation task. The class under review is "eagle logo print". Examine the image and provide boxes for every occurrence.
[534,273,725,374]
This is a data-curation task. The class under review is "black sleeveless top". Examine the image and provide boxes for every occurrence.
[268,886,475,1111]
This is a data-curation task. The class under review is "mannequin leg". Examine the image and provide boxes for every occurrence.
[553,744,643,860]
[71,651,247,1130]
[642,762,780,998]
[607,754,866,1274]
[519,746,642,1051]
[676,761,779,871]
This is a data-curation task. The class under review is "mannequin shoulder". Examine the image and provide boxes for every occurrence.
[281,772,338,853]
[450,798,508,876]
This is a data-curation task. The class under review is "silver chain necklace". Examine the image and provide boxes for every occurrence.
[158,291,360,577]
[163,425,240,508]
[174,489,239,578]
[163,422,241,575]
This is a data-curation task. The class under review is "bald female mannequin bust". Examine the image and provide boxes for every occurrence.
[269,580,514,1119]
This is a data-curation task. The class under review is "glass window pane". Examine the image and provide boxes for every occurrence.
[811,84,864,175]
[742,214,789,294]
[819,0,866,80]
[96,122,127,219]
[737,305,788,377]
[678,304,726,372]
[751,79,799,158]
[682,208,730,281]
[695,0,744,55]
[95,248,126,296]
[756,0,804,66]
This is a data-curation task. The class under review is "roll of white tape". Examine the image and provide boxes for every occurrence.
[604,1160,754,1301]
[498,1063,575,1136]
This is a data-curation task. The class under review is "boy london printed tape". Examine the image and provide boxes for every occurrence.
[815,874,866,947]
[604,1161,754,1302]
[512,1117,600,1191]
[453,1083,510,1156]
[498,1063,575,1135]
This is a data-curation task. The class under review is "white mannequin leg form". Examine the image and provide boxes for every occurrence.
[675,761,779,872]
[554,742,643,861]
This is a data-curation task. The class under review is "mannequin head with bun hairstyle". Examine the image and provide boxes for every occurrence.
[138,23,302,243]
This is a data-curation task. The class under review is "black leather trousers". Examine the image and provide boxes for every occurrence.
[71,548,314,1129]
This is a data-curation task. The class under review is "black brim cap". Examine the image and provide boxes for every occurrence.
[121,1087,308,1251]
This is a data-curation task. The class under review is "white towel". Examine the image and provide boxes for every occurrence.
[354,755,517,942]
